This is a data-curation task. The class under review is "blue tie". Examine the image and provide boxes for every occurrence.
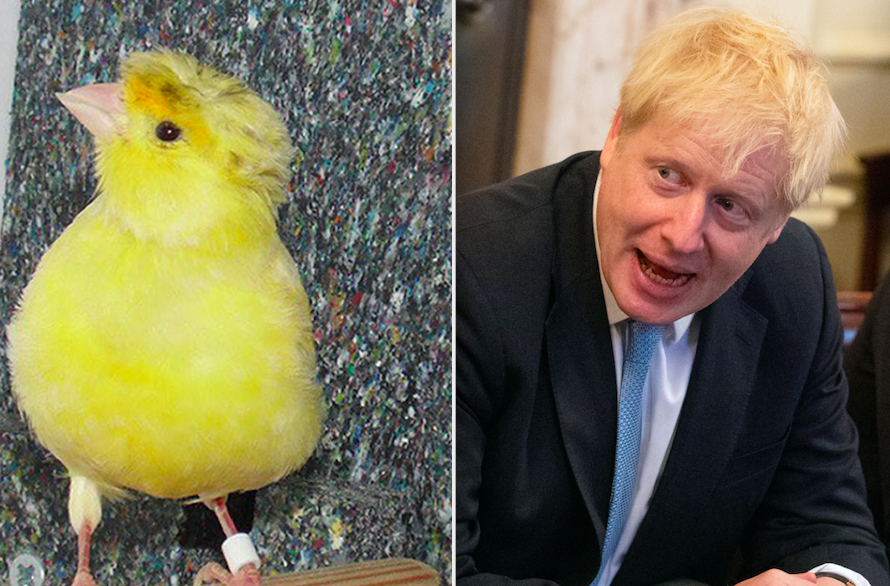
[591,320,666,586]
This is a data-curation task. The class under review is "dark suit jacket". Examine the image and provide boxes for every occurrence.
[456,152,889,586]
[846,272,890,553]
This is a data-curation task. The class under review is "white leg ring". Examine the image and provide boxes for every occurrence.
[221,533,261,574]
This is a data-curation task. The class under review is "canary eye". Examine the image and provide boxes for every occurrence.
[155,120,182,142]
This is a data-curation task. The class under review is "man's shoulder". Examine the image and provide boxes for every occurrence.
[748,217,827,286]
[456,151,601,233]
[759,217,823,264]
[455,152,602,348]
[456,152,601,294]
[735,217,833,318]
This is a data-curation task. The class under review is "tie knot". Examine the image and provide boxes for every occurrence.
[625,321,667,365]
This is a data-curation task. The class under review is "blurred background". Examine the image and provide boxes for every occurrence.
[456,0,890,293]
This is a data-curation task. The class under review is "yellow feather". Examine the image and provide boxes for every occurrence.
[8,50,323,511]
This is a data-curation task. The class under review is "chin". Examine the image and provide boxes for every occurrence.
[632,310,680,326]
[616,300,670,325]
[617,294,694,326]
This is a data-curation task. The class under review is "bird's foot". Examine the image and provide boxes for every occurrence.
[72,568,99,586]
[193,562,261,586]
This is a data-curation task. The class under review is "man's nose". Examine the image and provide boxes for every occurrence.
[661,193,708,254]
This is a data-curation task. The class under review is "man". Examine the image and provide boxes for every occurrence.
[846,271,890,554]
[456,7,890,586]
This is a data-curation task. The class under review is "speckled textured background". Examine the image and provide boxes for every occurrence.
[0,1,452,585]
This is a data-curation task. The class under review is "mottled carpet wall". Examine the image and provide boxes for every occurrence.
[0,1,451,584]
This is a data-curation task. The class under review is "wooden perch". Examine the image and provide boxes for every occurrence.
[264,558,442,586]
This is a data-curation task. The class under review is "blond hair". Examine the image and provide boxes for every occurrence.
[618,7,845,210]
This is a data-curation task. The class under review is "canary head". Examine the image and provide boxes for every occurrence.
[57,50,294,244]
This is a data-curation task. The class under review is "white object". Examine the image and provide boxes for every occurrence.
[9,552,45,586]
[221,533,261,574]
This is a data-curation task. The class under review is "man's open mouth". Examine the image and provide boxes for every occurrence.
[638,250,694,287]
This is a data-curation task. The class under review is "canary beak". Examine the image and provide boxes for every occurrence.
[57,82,125,142]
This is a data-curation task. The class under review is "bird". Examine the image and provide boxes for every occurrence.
[6,49,324,586]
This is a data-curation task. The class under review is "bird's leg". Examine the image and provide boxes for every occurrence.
[72,523,98,586]
[193,497,262,586]
[210,496,238,538]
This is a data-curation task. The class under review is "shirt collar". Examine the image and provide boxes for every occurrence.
[592,169,695,343]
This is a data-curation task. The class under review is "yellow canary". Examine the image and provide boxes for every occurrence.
[7,50,324,586]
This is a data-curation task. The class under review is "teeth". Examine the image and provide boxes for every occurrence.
[639,256,692,287]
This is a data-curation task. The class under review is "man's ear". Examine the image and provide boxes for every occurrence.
[600,109,623,169]
[767,217,789,244]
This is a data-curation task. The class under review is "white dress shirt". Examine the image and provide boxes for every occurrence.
[591,173,868,586]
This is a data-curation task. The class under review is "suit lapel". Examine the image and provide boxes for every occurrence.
[544,152,616,546]
[547,266,617,545]
[617,274,768,583]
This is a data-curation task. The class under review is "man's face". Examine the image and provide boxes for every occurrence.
[597,111,791,325]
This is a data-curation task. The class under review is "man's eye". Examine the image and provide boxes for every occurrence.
[716,197,747,219]
[657,166,681,183]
